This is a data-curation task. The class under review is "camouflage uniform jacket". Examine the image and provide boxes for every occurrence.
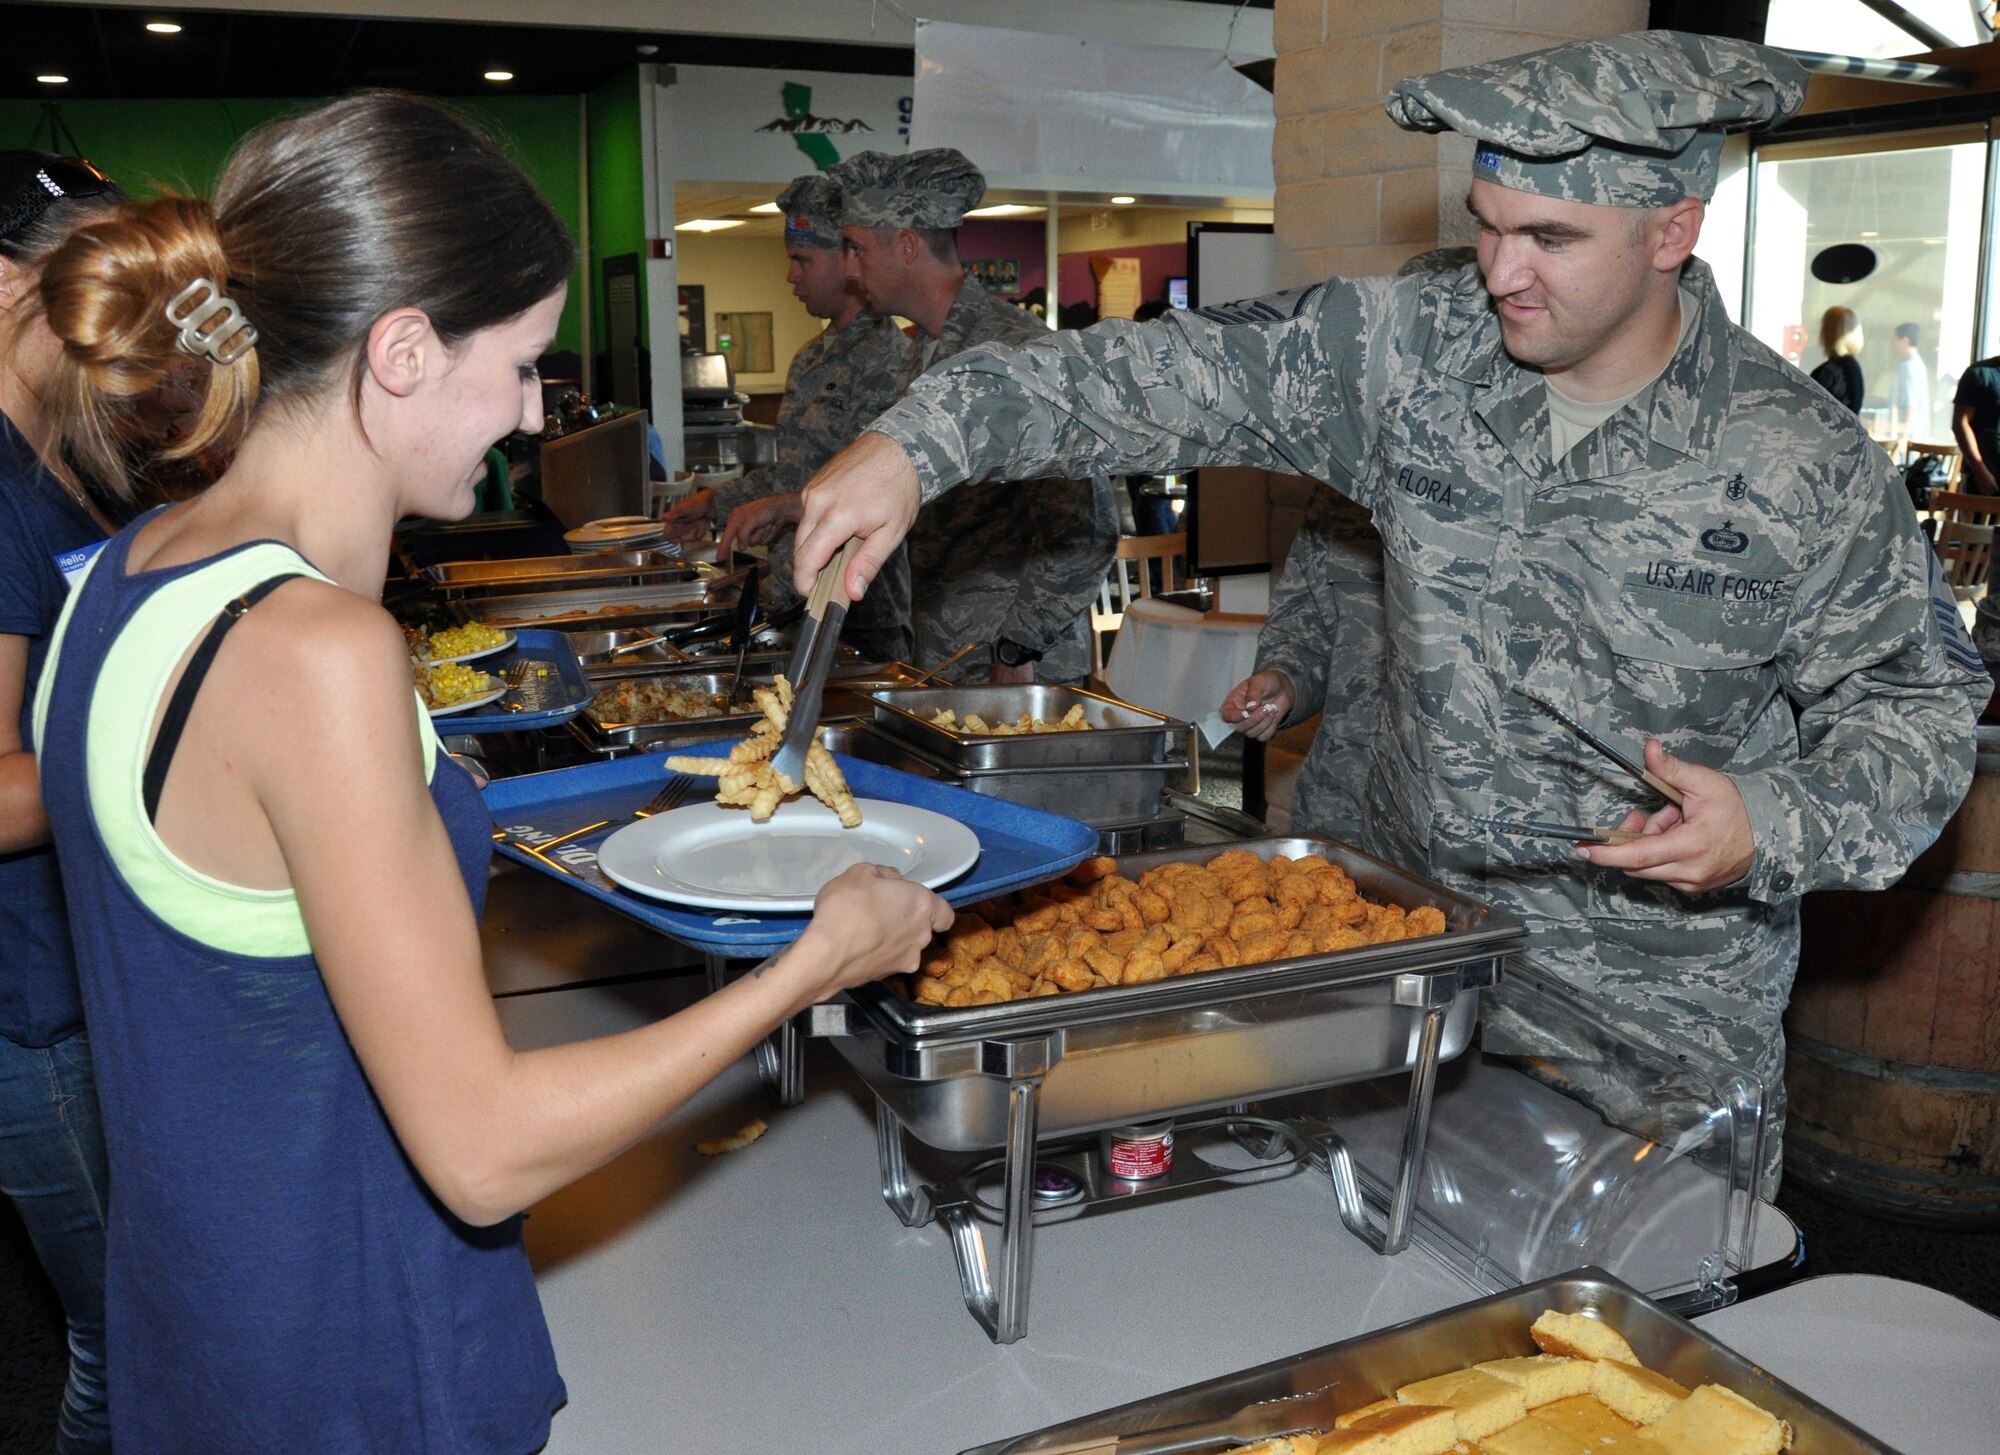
[715,310,915,661]
[872,257,1988,1159]
[898,279,1117,683]
[1256,492,1386,847]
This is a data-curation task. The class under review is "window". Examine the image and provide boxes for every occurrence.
[1746,130,1986,445]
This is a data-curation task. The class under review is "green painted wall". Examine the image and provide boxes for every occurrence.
[0,94,591,355]
[587,69,648,361]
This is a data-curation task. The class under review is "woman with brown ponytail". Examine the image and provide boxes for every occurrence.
[0,149,126,1455]
[30,92,949,1452]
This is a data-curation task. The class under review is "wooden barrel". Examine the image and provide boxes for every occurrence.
[1788,726,2000,1228]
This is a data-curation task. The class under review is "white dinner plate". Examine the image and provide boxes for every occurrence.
[428,630,516,666]
[597,796,979,912]
[427,681,506,716]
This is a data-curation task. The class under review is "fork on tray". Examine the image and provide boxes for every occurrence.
[492,774,697,874]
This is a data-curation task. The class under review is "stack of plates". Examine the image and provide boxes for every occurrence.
[564,516,668,553]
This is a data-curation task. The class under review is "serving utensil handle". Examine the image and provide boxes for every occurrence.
[808,537,863,620]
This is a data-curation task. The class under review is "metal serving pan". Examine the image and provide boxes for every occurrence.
[468,568,749,632]
[816,836,1522,1151]
[424,548,699,593]
[964,1267,1898,1455]
[577,666,766,749]
[870,684,1185,769]
[875,733,1187,826]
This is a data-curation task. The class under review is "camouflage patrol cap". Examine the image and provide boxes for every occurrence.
[1385,29,1806,208]
[831,148,986,230]
[777,173,842,249]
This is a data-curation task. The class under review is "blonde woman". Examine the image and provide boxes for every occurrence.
[1810,304,1864,413]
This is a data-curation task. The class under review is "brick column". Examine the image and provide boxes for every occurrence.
[1272,0,1648,287]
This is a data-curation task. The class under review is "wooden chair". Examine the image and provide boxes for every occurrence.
[1930,490,1999,603]
[1089,531,1187,678]
[1905,440,1963,485]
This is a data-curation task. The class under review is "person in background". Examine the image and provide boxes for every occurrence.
[1891,320,1931,448]
[1218,490,1385,844]
[831,148,1116,684]
[662,172,915,662]
[30,93,949,1451]
[1953,350,2000,690]
[1809,305,1864,414]
[787,32,1990,1198]
[0,148,127,1455]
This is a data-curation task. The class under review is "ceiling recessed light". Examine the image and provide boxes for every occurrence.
[484,70,514,82]
[1110,195,1136,205]
[964,203,1046,218]
[636,44,658,56]
[36,74,68,85]
[749,202,781,214]
[146,21,182,34]
[675,218,744,233]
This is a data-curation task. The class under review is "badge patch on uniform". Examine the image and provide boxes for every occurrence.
[1698,520,1748,555]
[1724,472,1747,502]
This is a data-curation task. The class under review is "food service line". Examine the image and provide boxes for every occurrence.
[487,948,1863,1455]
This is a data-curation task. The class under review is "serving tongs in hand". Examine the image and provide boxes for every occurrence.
[722,563,761,707]
[1516,688,1684,808]
[769,538,861,791]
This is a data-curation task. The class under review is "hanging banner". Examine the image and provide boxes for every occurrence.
[663,65,913,184]
[910,20,1274,198]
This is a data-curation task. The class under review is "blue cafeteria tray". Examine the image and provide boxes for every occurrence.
[436,627,590,734]
[480,743,1099,956]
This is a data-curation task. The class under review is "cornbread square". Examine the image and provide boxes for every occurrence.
[1235,1439,1320,1455]
[1345,1402,1459,1455]
[1311,1430,1378,1453]
[1475,1416,1592,1455]
[1530,1394,1638,1444]
[1636,1384,1789,1454]
[1335,1398,1402,1429]
[1395,1369,1526,1443]
[1591,1359,1689,1425]
[1475,1356,1596,1407]
[1529,1310,1638,1365]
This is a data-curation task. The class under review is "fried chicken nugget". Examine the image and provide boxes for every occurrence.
[1315,926,1371,954]
[1182,952,1222,975]
[1205,934,1242,968]
[1135,888,1170,925]
[947,914,997,963]
[1407,906,1448,938]
[1220,871,1273,903]
[1016,900,1064,934]
[1237,928,1293,964]
[1274,874,1321,909]
[1230,904,1280,939]
[1206,849,1266,877]
[1160,938,1201,975]
[1083,945,1126,981]
[1046,958,1095,992]
[1120,952,1168,984]
[913,976,952,1005]
[1068,856,1120,885]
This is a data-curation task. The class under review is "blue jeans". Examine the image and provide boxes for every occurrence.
[0,1028,110,1455]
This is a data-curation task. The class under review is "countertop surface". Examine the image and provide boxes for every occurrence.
[1695,1273,2000,1453]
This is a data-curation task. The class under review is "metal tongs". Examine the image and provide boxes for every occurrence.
[769,538,861,790]
[1003,1383,1346,1455]
[1477,690,1685,847]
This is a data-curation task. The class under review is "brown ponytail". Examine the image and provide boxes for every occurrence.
[37,90,575,505]
[38,195,257,501]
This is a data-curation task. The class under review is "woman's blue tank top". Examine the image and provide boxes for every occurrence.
[34,521,564,1452]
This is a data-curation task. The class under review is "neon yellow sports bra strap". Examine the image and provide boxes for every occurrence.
[87,544,436,959]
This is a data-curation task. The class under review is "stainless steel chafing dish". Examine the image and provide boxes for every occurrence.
[798,836,1523,1343]
[571,661,938,755]
[468,565,751,632]
[967,1268,1898,1455]
[866,684,1190,826]
[870,683,1185,768]
[424,548,704,594]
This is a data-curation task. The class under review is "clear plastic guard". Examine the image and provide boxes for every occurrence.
[1273,957,1765,1315]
